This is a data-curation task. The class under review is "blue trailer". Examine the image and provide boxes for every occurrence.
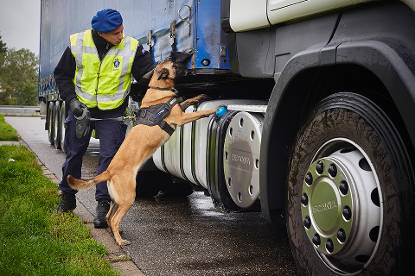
[39,0,241,148]
[38,0,415,274]
[39,0,232,100]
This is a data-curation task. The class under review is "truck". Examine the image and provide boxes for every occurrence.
[38,0,415,274]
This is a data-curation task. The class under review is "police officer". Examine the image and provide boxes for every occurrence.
[54,9,154,228]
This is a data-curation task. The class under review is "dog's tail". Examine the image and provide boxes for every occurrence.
[67,170,111,190]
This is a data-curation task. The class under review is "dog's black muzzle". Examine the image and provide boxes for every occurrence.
[174,62,187,78]
[170,51,192,78]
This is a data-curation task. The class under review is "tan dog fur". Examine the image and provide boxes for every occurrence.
[67,60,215,246]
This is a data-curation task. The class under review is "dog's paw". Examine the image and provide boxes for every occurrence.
[197,94,210,102]
[118,239,131,246]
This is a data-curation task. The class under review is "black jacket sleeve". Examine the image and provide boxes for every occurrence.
[54,47,76,104]
[130,45,155,102]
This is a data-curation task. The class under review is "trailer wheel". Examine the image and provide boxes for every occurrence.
[53,101,61,149]
[47,101,56,146]
[59,102,67,153]
[287,92,414,275]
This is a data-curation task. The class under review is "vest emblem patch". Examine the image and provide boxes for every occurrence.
[113,58,120,69]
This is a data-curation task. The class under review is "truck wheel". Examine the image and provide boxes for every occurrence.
[53,101,61,149]
[59,102,67,153]
[47,101,55,146]
[287,92,414,275]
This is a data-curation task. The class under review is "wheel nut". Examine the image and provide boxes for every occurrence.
[305,172,313,185]
[339,180,348,195]
[337,228,346,242]
[301,193,309,205]
[326,238,334,253]
[304,216,311,229]
[312,234,321,246]
[328,163,337,177]
[316,161,324,174]
[343,206,352,220]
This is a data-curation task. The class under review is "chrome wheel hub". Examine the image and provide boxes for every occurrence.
[301,139,383,273]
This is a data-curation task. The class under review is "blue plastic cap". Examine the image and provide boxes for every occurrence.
[215,105,228,118]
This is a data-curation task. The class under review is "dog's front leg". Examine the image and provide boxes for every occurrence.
[173,109,215,126]
[180,94,209,110]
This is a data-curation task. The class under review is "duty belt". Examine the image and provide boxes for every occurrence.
[136,97,180,135]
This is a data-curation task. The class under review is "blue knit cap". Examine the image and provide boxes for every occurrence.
[91,9,123,32]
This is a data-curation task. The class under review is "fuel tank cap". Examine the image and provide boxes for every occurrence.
[223,112,263,208]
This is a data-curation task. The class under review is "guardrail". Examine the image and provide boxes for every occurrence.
[0,105,41,117]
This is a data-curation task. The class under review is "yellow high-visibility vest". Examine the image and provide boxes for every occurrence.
[69,29,139,110]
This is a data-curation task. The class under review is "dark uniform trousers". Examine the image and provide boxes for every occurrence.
[59,110,127,202]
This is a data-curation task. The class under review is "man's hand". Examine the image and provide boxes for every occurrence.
[69,98,86,117]
[74,107,91,139]
[69,98,91,138]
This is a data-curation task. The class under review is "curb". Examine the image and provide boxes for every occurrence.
[0,141,21,146]
[1,140,145,276]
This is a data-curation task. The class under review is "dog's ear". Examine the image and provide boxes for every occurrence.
[157,68,170,80]
[142,68,154,80]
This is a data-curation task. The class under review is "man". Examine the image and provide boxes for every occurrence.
[54,9,154,228]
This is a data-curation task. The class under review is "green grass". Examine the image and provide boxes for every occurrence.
[0,114,18,141]
[0,145,119,276]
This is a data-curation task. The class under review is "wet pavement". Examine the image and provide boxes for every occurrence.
[5,116,296,276]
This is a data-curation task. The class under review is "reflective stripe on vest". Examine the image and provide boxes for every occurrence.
[69,30,139,110]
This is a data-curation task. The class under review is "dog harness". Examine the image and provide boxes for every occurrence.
[136,95,181,135]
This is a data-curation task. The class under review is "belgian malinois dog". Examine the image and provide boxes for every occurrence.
[68,58,215,246]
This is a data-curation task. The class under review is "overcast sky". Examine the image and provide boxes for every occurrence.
[0,0,41,55]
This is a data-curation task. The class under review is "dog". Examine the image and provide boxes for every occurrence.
[67,58,215,246]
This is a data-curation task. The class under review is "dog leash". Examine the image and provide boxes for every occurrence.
[89,117,124,122]
[88,115,137,124]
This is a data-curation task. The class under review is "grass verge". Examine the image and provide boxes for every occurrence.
[0,114,18,141]
[0,145,118,275]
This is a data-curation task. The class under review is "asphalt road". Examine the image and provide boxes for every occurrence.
[5,116,296,276]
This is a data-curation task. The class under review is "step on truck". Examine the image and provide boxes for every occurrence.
[38,0,415,274]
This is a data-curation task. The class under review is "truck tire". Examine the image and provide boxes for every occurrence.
[53,101,61,149]
[47,101,55,146]
[59,102,67,153]
[287,92,414,275]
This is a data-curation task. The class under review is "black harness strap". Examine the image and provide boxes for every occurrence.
[136,96,180,135]
[159,120,175,135]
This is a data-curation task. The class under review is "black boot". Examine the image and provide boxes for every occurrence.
[93,200,110,228]
[57,193,76,212]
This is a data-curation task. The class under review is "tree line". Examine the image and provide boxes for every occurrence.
[0,35,38,105]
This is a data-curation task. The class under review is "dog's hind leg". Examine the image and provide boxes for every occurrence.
[108,176,136,246]
[106,202,118,225]
[110,200,134,246]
